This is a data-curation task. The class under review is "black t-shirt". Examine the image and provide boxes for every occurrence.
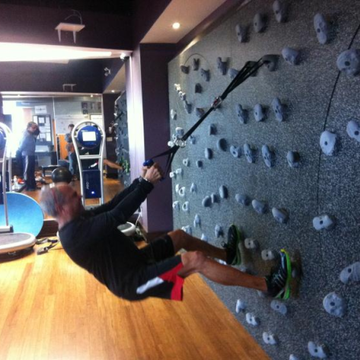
[59,178,154,296]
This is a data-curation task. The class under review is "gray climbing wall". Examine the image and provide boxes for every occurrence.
[168,1,360,359]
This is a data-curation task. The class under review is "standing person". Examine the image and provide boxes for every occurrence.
[39,163,292,302]
[65,124,78,180]
[18,121,40,191]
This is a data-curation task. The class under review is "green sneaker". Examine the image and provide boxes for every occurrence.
[265,249,292,300]
[222,224,242,266]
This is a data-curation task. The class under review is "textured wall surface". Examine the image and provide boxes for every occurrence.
[168,0,360,359]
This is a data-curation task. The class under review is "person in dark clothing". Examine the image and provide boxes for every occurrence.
[65,124,78,180]
[17,121,40,191]
[39,163,292,302]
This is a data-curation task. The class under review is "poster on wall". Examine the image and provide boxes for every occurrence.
[35,105,47,114]
[55,114,88,134]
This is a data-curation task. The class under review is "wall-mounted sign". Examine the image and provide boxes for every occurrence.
[35,105,47,114]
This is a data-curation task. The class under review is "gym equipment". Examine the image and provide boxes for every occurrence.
[0,123,42,255]
[51,166,72,184]
[72,121,105,208]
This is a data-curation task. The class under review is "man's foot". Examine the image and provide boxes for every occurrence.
[265,249,292,300]
[222,224,242,266]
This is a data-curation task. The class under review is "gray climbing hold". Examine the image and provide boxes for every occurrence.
[219,185,228,199]
[178,91,186,101]
[217,138,228,152]
[169,171,176,179]
[289,355,301,360]
[217,57,228,75]
[320,131,337,155]
[337,49,360,76]
[196,108,205,118]
[271,300,288,315]
[172,201,180,210]
[244,238,259,250]
[261,249,278,261]
[178,187,186,197]
[314,13,331,45]
[273,0,287,23]
[175,127,184,138]
[262,332,278,345]
[323,292,346,317]
[196,160,203,168]
[174,83,181,92]
[201,233,208,242]
[180,65,190,74]
[263,54,279,71]
[346,119,360,142]
[201,68,211,82]
[287,151,300,168]
[235,299,246,313]
[254,104,266,122]
[190,183,197,193]
[262,145,275,168]
[202,196,212,207]
[184,100,192,114]
[229,68,239,79]
[235,194,251,206]
[170,109,177,120]
[189,135,196,144]
[244,143,255,163]
[215,225,224,238]
[175,168,183,176]
[211,193,219,204]
[236,104,248,124]
[308,342,329,359]
[193,58,200,71]
[175,184,180,193]
[209,124,217,135]
[282,47,300,65]
[246,313,260,326]
[182,201,189,212]
[272,208,289,224]
[205,148,213,159]
[271,97,285,122]
[339,262,360,284]
[194,214,201,228]
[257,290,267,298]
[312,215,335,230]
[252,199,267,214]
[182,158,189,167]
[235,24,248,43]
[181,225,192,235]
[195,83,202,94]
[253,13,266,33]
[230,145,241,158]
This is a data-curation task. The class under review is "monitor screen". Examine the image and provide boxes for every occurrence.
[82,131,96,141]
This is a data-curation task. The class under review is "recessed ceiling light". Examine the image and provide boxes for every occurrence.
[111,90,115,93]
[172,22,180,30]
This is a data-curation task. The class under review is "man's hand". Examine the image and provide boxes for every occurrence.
[142,162,163,184]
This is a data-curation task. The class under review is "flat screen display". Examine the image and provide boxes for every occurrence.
[82,131,96,141]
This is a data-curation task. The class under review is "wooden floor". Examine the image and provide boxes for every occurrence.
[0,177,270,360]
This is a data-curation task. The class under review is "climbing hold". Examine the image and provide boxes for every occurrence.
[263,54,279,71]
[262,145,275,168]
[308,342,329,359]
[261,249,279,261]
[181,226,192,235]
[272,208,289,224]
[254,104,266,122]
[205,148,213,159]
[253,13,266,33]
[323,292,346,317]
[271,300,288,315]
[196,108,205,118]
[235,194,251,206]
[195,83,202,94]
[336,49,360,77]
[230,145,241,158]
[202,196,212,207]
[217,138,228,152]
[339,261,360,284]
[193,58,200,71]
[182,201,189,212]
[246,313,260,326]
[194,214,201,228]
[190,183,197,193]
[282,47,300,65]
[211,193,219,204]
[201,233,208,242]
[169,171,176,179]
[262,332,278,345]
[172,201,180,210]
[215,225,224,238]
[209,124,217,135]
[175,184,180,193]
[244,238,259,250]
[170,109,177,120]
[217,57,228,75]
[201,68,211,82]
[178,187,186,197]
[196,160,203,168]
[320,131,337,155]
[182,158,189,167]
[219,185,228,199]
[175,127,184,138]
[178,91,186,101]
[244,143,256,163]
[289,355,301,360]
[236,104,248,124]
[184,100,192,114]
[189,135,196,144]
[229,68,240,79]
[312,214,335,230]
[180,65,190,74]
[346,119,360,142]
[174,83,181,92]
[271,97,285,122]
[235,299,246,313]
[287,151,300,168]
[252,199,267,214]
[314,13,331,45]
[235,24,248,43]
[175,168,183,176]
[273,0,287,23]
